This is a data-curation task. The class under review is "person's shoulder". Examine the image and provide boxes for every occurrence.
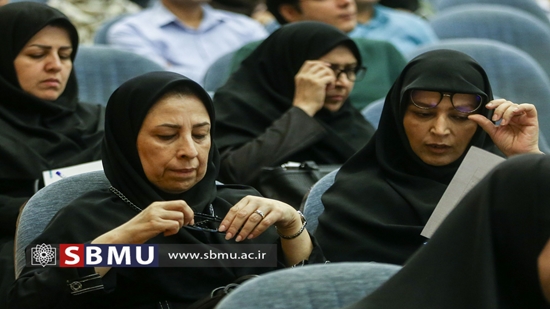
[377,5,431,27]
[211,8,267,31]
[352,37,400,51]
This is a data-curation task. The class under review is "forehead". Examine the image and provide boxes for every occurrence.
[24,25,71,46]
[145,93,210,124]
[318,45,356,63]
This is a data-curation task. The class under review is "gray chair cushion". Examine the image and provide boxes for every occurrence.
[14,170,109,278]
[215,262,401,309]
[74,45,165,106]
[301,169,339,234]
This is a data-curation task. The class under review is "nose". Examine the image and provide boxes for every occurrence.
[430,113,451,136]
[176,135,199,158]
[44,53,62,72]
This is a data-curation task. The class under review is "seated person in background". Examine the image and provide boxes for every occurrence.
[8,71,321,308]
[215,0,407,110]
[315,49,543,266]
[47,0,142,44]
[344,153,550,308]
[0,2,104,305]
[107,0,268,84]
[214,22,375,196]
[349,0,438,55]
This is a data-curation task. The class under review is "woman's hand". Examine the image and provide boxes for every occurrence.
[293,61,335,117]
[469,99,543,157]
[93,200,195,245]
[219,196,301,242]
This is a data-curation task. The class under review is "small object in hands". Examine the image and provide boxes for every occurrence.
[254,209,265,219]
[185,213,224,233]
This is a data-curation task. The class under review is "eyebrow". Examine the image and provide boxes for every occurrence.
[27,44,73,50]
[156,122,210,129]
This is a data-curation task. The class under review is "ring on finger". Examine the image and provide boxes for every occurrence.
[253,209,265,220]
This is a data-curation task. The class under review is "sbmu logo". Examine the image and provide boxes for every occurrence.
[29,244,159,267]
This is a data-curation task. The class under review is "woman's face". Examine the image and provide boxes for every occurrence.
[137,93,211,194]
[13,25,73,101]
[403,92,478,166]
[318,45,357,112]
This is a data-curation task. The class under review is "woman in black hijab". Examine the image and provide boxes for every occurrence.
[213,21,375,187]
[315,49,542,265]
[0,2,103,305]
[9,72,320,309]
[344,153,550,308]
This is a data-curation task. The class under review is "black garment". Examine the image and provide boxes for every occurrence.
[0,2,104,236]
[9,72,324,309]
[344,153,550,309]
[315,49,496,265]
[213,21,375,187]
[0,2,103,307]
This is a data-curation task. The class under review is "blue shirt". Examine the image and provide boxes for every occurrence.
[107,2,268,84]
[349,5,438,56]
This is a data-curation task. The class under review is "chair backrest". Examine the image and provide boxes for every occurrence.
[301,168,339,233]
[93,13,131,45]
[435,0,550,24]
[202,51,236,94]
[361,97,385,129]
[215,262,402,309]
[407,38,550,149]
[428,4,550,81]
[74,45,165,106]
[14,170,109,278]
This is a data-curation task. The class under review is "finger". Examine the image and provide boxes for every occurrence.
[235,210,266,242]
[499,104,522,126]
[468,114,496,137]
[247,212,274,240]
[162,219,182,237]
[227,200,259,241]
[220,196,253,239]
[159,200,194,226]
[490,100,514,122]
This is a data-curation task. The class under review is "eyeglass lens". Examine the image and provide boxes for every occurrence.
[329,64,366,82]
[410,90,482,113]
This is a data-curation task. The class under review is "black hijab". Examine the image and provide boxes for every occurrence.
[315,50,496,265]
[345,153,550,309]
[213,21,374,165]
[0,2,103,180]
[14,72,281,308]
[102,71,219,211]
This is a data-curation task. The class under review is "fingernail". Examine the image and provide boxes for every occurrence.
[218,224,226,232]
[247,234,254,239]
[225,232,233,240]
[486,102,493,107]
[235,235,242,242]
[492,115,498,121]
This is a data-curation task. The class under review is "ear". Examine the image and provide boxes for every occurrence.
[279,3,303,23]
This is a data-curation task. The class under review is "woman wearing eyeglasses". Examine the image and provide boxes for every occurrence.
[314,49,543,266]
[213,21,375,200]
[9,72,322,308]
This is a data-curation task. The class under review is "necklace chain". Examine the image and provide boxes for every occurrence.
[109,186,142,212]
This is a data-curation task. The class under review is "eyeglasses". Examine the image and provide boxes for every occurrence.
[329,64,367,82]
[183,213,224,233]
[410,90,484,113]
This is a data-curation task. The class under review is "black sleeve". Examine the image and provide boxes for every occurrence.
[0,194,27,237]
[218,107,327,185]
[276,232,327,268]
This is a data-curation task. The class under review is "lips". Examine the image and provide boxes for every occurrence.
[41,78,60,86]
[426,143,451,154]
